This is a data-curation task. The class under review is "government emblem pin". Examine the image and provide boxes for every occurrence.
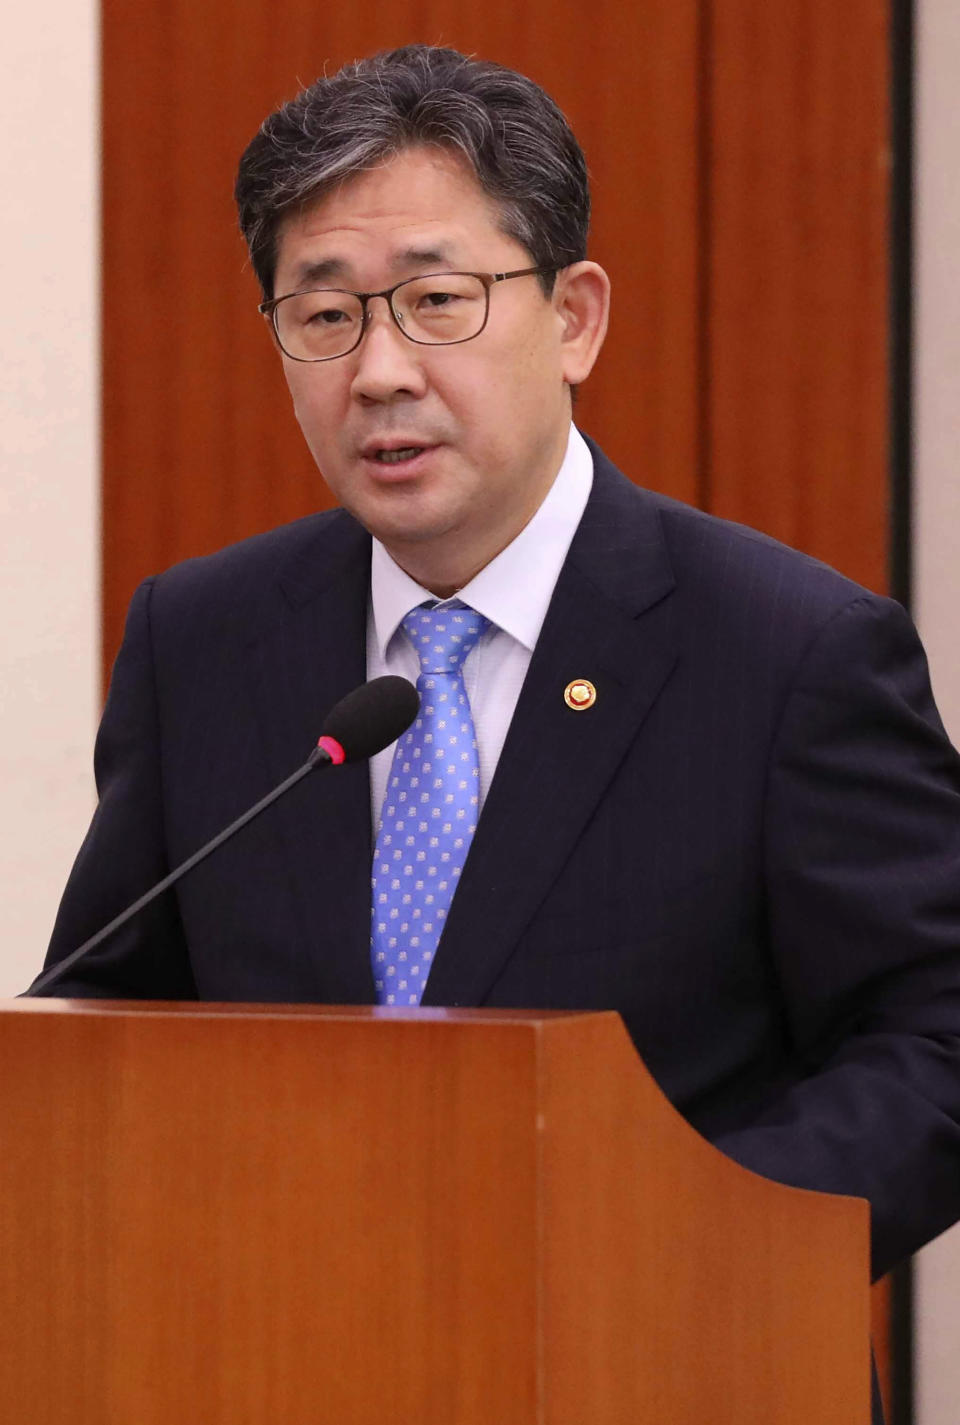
[564,679,597,711]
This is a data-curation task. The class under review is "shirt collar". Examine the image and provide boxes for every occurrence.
[370,424,593,659]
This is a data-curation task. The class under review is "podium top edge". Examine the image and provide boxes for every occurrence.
[2,999,619,1029]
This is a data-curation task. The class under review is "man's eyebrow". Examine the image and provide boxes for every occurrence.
[287,245,461,293]
[289,257,347,288]
[391,245,457,271]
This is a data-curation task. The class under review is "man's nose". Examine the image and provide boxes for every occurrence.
[349,296,428,402]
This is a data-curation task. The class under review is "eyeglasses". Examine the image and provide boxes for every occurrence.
[259,266,556,362]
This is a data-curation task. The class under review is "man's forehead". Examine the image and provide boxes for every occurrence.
[272,146,517,288]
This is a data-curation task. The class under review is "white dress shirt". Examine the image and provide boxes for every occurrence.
[366,424,593,825]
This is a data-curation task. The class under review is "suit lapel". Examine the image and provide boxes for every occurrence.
[422,452,679,1006]
[239,447,678,1009]
[246,511,378,1003]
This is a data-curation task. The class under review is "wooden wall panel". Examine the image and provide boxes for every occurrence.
[706,1,890,593]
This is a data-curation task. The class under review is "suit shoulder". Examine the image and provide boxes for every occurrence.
[110,508,371,682]
[143,506,367,619]
[581,438,905,664]
[652,488,869,602]
[597,450,886,611]
[151,508,338,592]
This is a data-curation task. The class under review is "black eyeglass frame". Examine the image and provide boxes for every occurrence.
[258,265,558,362]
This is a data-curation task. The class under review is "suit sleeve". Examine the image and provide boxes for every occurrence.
[714,594,960,1279]
[30,578,198,999]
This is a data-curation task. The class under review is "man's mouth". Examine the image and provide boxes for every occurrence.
[372,447,426,464]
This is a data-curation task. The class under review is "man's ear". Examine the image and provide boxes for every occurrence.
[261,307,283,353]
[554,261,610,386]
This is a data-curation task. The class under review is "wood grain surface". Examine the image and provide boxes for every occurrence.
[705,0,891,593]
[0,1002,870,1424]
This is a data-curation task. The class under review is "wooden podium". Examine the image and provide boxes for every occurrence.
[0,1001,869,1423]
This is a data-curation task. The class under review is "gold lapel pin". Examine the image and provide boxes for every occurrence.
[564,679,597,711]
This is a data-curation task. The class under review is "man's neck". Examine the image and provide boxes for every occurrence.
[382,446,570,597]
[383,525,529,600]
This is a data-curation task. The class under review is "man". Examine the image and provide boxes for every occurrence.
[37,43,960,1308]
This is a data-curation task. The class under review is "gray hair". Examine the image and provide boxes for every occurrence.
[235,45,590,300]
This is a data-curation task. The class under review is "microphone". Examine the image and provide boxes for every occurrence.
[315,674,420,765]
[27,676,419,996]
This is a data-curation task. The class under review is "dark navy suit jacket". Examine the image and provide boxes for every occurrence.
[40,440,960,1285]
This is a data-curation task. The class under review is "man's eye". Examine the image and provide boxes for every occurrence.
[307,307,349,325]
[419,289,461,309]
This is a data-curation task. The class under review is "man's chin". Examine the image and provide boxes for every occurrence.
[368,512,463,552]
[337,481,452,541]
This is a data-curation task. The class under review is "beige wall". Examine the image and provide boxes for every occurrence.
[0,3,99,996]
[914,2,960,1421]
[915,4,960,741]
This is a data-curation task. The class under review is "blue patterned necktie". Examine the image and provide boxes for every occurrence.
[371,602,490,1006]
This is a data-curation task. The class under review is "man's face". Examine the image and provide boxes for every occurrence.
[271,147,580,591]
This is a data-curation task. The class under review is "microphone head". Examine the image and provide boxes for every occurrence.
[321,676,419,763]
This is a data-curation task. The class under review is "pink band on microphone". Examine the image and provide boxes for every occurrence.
[316,735,346,765]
